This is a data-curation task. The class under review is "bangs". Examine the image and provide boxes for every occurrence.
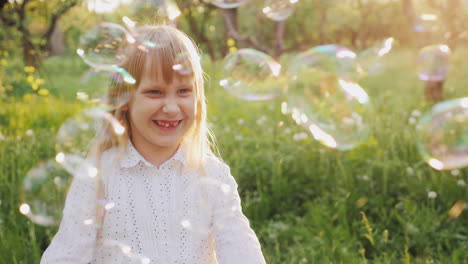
[144,46,195,84]
[125,27,197,86]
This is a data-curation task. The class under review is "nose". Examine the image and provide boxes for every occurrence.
[162,97,181,114]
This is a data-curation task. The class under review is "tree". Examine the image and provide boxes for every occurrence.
[0,0,79,67]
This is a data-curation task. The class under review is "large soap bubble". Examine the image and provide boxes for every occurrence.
[286,47,370,150]
[77,22,136,84]
[417,44,451,81]
[19,160,72,226]
[220,49,283,101]
[417,97,468,170]
[262,0,298,21]
[77,22,134,68]
[79,69,133,109]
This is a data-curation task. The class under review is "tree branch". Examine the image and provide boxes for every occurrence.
[41,0,78,50]
[219,8,269,54]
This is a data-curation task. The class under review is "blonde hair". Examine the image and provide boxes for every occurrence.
[92,25,217,173]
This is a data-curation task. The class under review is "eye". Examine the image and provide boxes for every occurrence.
[147,90,162,95]
[178,87,192,94]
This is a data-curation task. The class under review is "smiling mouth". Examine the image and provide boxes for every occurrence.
[153,120,182,128]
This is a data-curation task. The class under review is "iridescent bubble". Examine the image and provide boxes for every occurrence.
[417,97,468,170]
[56,107,126,175]
[357,37,394,76]
[286,49,370,150]
[220,49,282,101]
[417,44,451,81]
[262,0,297,21]
[19,160,72,226]
[96,240,152,264]
[77,22,136,84]
[77,22,134,68]
[206,0,253,8]
[80,69,133,109]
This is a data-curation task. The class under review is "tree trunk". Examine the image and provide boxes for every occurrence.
[48,23,65,56]
[424,81,444,102]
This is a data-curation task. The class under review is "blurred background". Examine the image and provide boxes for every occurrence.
[0,0,467,263]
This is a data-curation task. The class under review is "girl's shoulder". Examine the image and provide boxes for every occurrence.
[202,154,237,186]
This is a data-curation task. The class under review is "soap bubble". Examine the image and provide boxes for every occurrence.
[77,22,136,84]
[19,160,72,226]
[206,0,254,9]
[417,97,468,170]
[286,48,370,150]
[357,37,394,76]
[262,0,298,21]
[291,45,359,80]
[417,44,451,81]
[56,107,126,175]
[77,22,133,68]
[79,70,132,108]
[220,49,283,101]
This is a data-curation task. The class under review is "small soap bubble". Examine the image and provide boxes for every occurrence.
[20,160,72,226]
[206,0,254,8]
[417,44,451,82]
[220,48,283,101]
[417,97,468,170]
[262,0,297,21]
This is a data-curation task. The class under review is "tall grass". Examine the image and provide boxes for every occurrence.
[0,49,466,263]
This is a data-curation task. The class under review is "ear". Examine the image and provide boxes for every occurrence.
[120,103,129,111]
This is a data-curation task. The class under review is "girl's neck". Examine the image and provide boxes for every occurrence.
[130,138,179,168]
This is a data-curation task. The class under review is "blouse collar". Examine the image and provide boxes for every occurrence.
[120,140,186,169]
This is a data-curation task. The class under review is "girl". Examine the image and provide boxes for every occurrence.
[41,25,267,264]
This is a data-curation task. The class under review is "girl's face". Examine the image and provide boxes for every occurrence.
[126,64,196,156]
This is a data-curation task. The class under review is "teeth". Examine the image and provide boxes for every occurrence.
[156,120,179,127]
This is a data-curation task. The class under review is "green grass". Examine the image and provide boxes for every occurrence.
[0,49,467,263]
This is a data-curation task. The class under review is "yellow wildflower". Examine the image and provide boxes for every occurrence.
[0,59,7,66]
[229,47,238,53]
[36,78,45,85]
[227,38,235,47]
[38,88,49,96]
[31,83,39,91]
[26,75,34,83]
[24,66,35,73]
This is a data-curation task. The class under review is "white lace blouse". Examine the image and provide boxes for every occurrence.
[41,143,266,264]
